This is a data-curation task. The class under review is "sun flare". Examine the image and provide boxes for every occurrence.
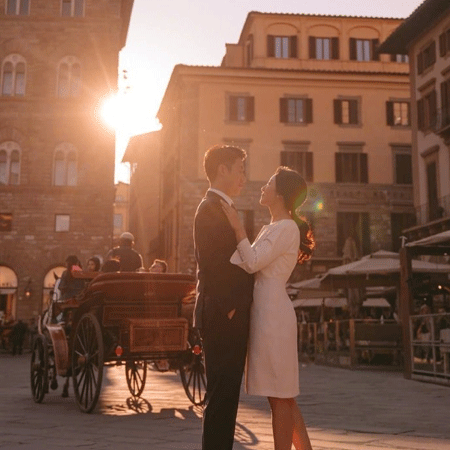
[99,91,161,136]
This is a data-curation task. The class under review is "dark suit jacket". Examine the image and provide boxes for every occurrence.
[193,191,253,328]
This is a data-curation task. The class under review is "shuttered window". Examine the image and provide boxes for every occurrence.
[386,101,410,126]
[280,98,313,124]
[417,90,437,131]
[280,147,313,182]
[439,29,450,57]
[334,99,359,125]
[267,35,298,58]
[6,0,29,15]
[228,95,254,122]
[308,37,339,60]
[417,41,436,75]
[394,152,412,185]
[441,79,450,128]
[335,152,368,183]
[349,38,379,61]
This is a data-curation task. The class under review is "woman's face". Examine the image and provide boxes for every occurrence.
[87,260,97,272]
[260,174,278,207]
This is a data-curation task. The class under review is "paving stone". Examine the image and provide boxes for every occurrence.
[1,354,449,449]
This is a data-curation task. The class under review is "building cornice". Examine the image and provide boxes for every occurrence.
[379,0,450,54]
[238,11,404,45]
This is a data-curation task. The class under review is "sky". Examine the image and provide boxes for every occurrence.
[112,0,424,183]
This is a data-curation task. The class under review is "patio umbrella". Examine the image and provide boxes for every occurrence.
[320,249,450,289]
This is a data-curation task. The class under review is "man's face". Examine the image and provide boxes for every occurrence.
[222,158,246,197]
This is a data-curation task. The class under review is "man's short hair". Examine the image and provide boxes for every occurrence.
[203,145,246,183]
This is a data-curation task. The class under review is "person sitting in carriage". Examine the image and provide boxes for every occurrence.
[59,255,86,301]
[106,232,143,272]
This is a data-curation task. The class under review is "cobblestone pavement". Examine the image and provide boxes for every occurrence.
[1,353,449,449]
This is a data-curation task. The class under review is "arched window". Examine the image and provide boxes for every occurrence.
[61,0,84,17]
[0,142,21,185]
[6,0,30,15]
[57,57,81,98]
[1,55,26,96]
[53,143,77,186]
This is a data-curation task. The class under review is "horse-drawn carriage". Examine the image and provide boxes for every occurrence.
[30,272,206,413]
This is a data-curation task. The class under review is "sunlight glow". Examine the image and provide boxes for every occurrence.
[98,89,161,183]
[99,92,160,136]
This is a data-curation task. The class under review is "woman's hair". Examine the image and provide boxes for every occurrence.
[274,166,316,264]
[65,255,81,278]
[87,256,101,271]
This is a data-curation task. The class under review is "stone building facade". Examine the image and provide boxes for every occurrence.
[130,12,416,276]
[0,0,133,320]
[122,131,161,268]
[380,0,450,243]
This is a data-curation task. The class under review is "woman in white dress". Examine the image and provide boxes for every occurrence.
[221,167,315,450]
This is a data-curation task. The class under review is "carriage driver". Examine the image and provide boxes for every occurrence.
[106,232,143,272]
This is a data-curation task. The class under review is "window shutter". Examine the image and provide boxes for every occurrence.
[441,81,449,125]
[371,39,380,61]
[430,40,436,65]
[430,90,437,127]
[309,36,316,59]
[290,36,298,58]
[440,33,447,56]
[333,99,342,124]
[246,96,255,122]
[349,99,358,124]
[390,54,397,62]
[280,98,288,123]
[386,101,394,126]
[305,98,313,123]
[229,96,238,121]
[267,35,275,57]
[417,98,424,130]
[349,38,357,60]
[417,52,424,74]
[20,0,29,15]
[280,151,288,166]
[335,153,343,182]
[305,152,313,182]
[360,153,368,183]
[331,37,339,59]
[407,102,411,126]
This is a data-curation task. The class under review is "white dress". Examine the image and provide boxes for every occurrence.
[231,219,300,398]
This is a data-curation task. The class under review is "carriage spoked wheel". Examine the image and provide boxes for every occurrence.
[179,334,206,406]
[30,334,49,403]
[125,360,147,397]
[72,313,104,413]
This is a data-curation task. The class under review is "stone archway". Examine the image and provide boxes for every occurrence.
[42,266,65,312]
[0,266,18,321]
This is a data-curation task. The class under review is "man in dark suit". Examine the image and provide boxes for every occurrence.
[194,145,254,450]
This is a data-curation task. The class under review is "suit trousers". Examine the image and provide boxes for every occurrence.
[201,303,250,450]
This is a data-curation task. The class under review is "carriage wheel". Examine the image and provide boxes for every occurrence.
[30,335,49,403]
[72,313,104,413]
[180,341,206,406]
[125,360,147,397]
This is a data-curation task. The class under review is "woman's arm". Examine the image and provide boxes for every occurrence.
[220,200,247,243]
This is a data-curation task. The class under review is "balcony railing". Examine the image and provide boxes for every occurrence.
[415,194,450,225]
